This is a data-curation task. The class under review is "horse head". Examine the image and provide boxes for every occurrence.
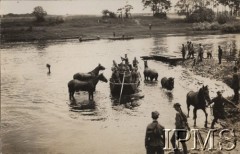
[98,64,106,71]
[98,73,108,83]
[200,85,211,105]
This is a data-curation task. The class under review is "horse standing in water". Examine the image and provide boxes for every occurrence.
[68,73,108,101]
[186,85,211,128]
[73,64,105,81]
[161,77,174,90]
[143,61,158,81]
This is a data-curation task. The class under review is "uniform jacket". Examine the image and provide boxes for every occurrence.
[145,121,165,147]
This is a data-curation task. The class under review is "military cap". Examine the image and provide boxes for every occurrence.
[173,103,181,108]
[151,111,159,119]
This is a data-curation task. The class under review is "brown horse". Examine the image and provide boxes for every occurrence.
[186,85,211,128]
[143,61,158,81]
[161,77,174,90]
[68,73,108,100]
[73,64,105,81]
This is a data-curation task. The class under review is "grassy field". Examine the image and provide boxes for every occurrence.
[1,14,222,42]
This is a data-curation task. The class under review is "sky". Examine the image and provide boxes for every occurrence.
[0,0,178,15]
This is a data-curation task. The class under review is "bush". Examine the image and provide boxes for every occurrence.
[187,7,215,23]
[153,12,167,19]
[221,22,240,33]
[217,12,236,24]
[192,22,220,31]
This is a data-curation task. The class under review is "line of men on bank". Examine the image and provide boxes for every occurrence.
[181,41,225,65]
[145,89,237,154]
[111,54,140,83]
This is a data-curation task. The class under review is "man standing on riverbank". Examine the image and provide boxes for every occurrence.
[181,44,186,61]
[232,66,239,104]
[145,111,165,154]
[198,44,204,62]
[218,46,223,64]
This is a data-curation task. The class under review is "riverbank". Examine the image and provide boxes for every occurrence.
[177,57,240,154]
[1,14,224,43]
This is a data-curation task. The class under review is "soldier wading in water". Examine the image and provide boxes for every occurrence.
[145,111,165,154]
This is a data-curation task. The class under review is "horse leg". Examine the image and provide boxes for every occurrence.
[187,101,190,118]
[193,108,197,127]
[202,108,208,128]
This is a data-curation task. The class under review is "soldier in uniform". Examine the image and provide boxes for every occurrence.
[121,54,129,65]
[145,111,165,154]
[181,44,186,60]
[133,57,139,68]
[111,68,120,83]
[171,103,190,154]
[218,46,223,64]
[209,91,237,129]
[232,66,239,104]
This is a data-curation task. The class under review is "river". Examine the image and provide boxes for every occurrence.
[1,34,239,154]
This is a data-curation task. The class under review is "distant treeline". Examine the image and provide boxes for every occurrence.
[3,13,33,17]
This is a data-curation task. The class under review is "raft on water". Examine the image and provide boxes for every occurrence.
[110,79,140,95]
[141,54,182,64]
[79,37,100,42]
[108,37,134,41]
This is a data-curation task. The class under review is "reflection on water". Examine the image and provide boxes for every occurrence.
[1,34,239,154]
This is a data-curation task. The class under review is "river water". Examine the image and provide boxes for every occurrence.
[1,34,239,154]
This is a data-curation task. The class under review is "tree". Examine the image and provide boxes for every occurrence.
[217,0,240,16]
[124,4,133,18]
[142,0,171,16]
[102,9,117,18]
[32,6,47,22]
[175,0,214,16]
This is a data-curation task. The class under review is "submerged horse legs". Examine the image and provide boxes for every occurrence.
[88,91,94,101]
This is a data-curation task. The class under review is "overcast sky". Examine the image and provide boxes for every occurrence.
[0,0,178,15]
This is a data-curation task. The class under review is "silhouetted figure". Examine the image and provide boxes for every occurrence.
[149,24,152,30]
[46,64,51,74]
[207,51,212,59]
[113,32,115,37]
[232,66,239,104]
[209,91,237,128]
[218,46,223,64]
[181,44,186,61]
[171,103,189,154]
[198,44,204,62]
[145,111,165,154]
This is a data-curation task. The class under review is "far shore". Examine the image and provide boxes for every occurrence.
[0,14,228,43]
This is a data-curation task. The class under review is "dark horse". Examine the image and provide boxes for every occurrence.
[143,61,158,81]
[186,85,211,128]
[73,64,105,81]
[161,77,174,90]
[68,73,108,101]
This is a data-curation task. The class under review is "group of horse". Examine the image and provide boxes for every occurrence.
[143,60,174,91]
[143,60,212,128]
[68,61,212,128]
[68,64,107,101]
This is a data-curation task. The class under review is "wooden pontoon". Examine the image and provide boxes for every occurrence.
[108,37,134,41]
